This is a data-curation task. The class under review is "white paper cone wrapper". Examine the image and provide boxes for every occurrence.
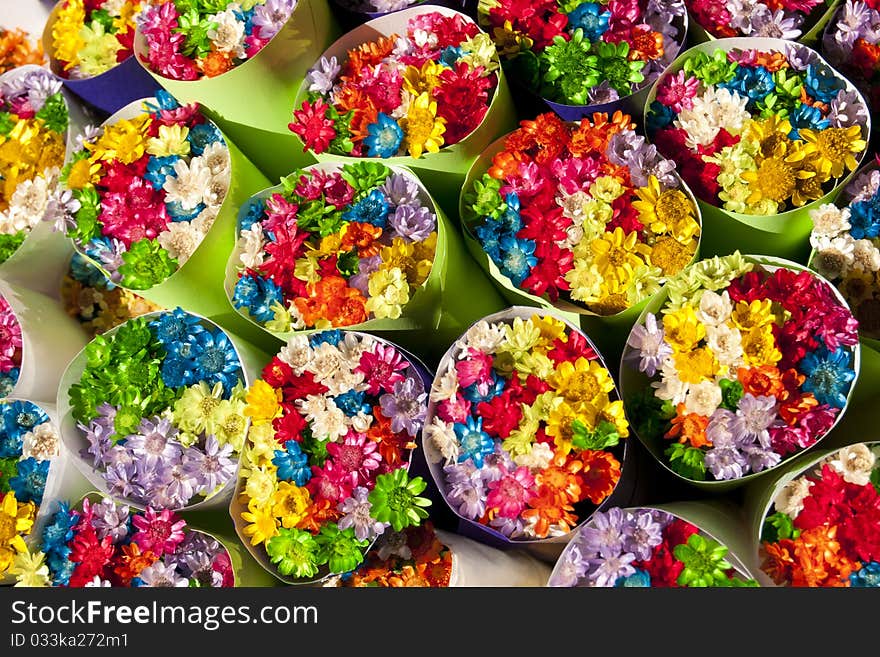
[437,529,551,586]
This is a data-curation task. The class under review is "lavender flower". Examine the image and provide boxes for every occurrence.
[704,446,749,480]
[827,89,870,128]
[124,417,181,469]
[731,394,778,449]
[549,544,591,587]
[337,486,387,541]
[576,507,627,559]
[387,205,436,242]
[625,143,678,189]
[588,552,637,587]
[835,0,873,47]
[44,187,81,233]
[705,408,737,449]
[379,376,426,436]
[621,510,664,560]
[75,125,103,150]
[306,56,341,95]
[251,0,296,41]
[155,464,199,509]
[380,173,420,207]
[444,460,486,520]
[649,509,675,527]
[587,81,620,104]
[178,542,225,588]
[183,435,236,496]
[25,71,62,112]
[729,0,770,35]
[743,445,782,473]
[626,313,672,377]
[137,560,188,587]
[104,462,140,499]
[90,498,130,543]
[752,9,803,39]
[785,43,820,72]
[490,514,526,539]
[79,419,111,467]
[349,254,382,296]
[607,131,645,167]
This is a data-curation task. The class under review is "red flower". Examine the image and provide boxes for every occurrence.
[681,158,720,202]
[280,371,329,405]
[522,244,574,301]
[636,542,683,587]
[68,527,115,587]
[273,408,309,444]
[664,518,700,548]
[476,394,522,439]
[547,332,597,365]
[288,99,336,153]
[651,127,691,162]
[795,465,849,531]
[262,357,294,388]
[434,62,493,145]
[607,194,644,234]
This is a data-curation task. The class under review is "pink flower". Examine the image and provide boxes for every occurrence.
[486,465,536,519]
[798,406,839,442]
[436,393,472,424]
[326,431,382,488]
[321,173,356,208]
[131,508,187,557]
[212,551,235,587]
[780,0,824,13]
[455,348,493,388]
[263,193,299,233]
[306,460,354,504]
[656,71,699,113]
[288,99,336,153]
[551,156,601,195]
[499,161,548,199]
[0,297,22,373]
[355,343,409,395]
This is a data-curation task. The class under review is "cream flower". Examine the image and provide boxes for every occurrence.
[675,87,750,148]
[336,332,374,367]
[297,395,347,442]
[459,320,506,354]
[278,334,312,373]
[349,411,373,434]
[696,290,733,327]
[513,441,554,470]
[424,417,459,465]
[147,124,191,158]
[163,157,212,211]
[238,223,266,269]
[851,238,880,273]
[774,476,814,519]
[809,203,851,240]
[652,359,689,404]
[828,443,875,486]
[207,8,247,58]
[305,342,344,384]
[684,380,722,418]
[705,323,744,371]
[22,422,60,461]
[3,173,53,233]
[430,367,459,403]
[157,220,202,264]
[201,142,231,177]
[811,234,856,279]
[204,169,230,208]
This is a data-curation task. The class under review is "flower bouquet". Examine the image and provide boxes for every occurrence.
[135,0,340,182]
[549,503,759,586]
[687,0,841,45]
[332,521,551,586]
[225,161,503,357]
[423,308,633,551]
[289,5,516,217]
[57,307,267,511]
[477,0,688,120]
[621,252,860,490]
[230,329,434,584]
[822,0,880,113]
[58,91,271,343]
[0,26,46,73]
[460,111,701,356]
[645,38,870,261]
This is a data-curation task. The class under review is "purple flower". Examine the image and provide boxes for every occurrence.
[588,552,637,587]
[172,534,226,587]
[827,89,869,128]
[444,460,486,520]
[607,131,644,167]
[90,498,130,543]
[706,408,737,449]
[124,417,181,469]
[80,420,112,467]
[650,509,675,528]
[784,42,820,72]
[833,0,873,49]
[625,142,678,189]
[704,446,749,480]
[743,445,782,473]
[103,462,140,499]
[137,560,188,587]
[549,544,590,587]
[731,394,778,449]
[251,0,295,41]
[380,173,420,207]
[621,509,664,560]
[337,486,387,541]
[155,464,200,508]
[379,376,426,437]
[576,507,627,559]
[490,514,525,539]
[626,313,672,377]
[587,80,620,104]
[306,56,340,95]
[752,9,803,39]
[387,205,436,242]
[183,435,236,497]
[349,254,383,296]
[25,71,62,112]
[104,444,134,467]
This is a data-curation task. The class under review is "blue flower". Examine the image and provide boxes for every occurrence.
[160,355,197,389]
[272,440,311,486]
[187,122,223,156]
[364,113,404,159]
[788,103,830,140]
[47,547,75,586]
[646,100,675,132]
[149,307,205,347]
[145,90,180,115]
[166,200,205,222]
[130,577,146,587]
[497,234,537,286]
[342,189,390,228]
[145,155,180,190]
[334,390,371,416]
[233,274,260,306]
[309,330,343,348]
[0,371,17,397]
[615,569,651,587]
[232,275,283,324]
[799,346,855,408]
[850,562,880,587]
[567,3,610,41]
[804,63,845,104]
[721,66,774,106]
[439,46,463,67]
[42,502,77,551]
[2,400,49,441]
[474,220,506,262]
[190,329,242,394]
[461,372,506,404]
[70,252,112,288]
[454,416,495,468]
[849,199,880,240]
[498,193,522,234]
[239,197,265,233]
[9,457,50,504]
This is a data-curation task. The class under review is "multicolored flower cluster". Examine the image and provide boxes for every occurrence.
[33,497,234,587]
[464,112,700,316]
[647,45,869,216]
[0,68,69,264]
[0,295,22,397]
[69,308,247,509]
[808,163,880,339]
[0,27,46,74]
[138,0,296,80]
[625,253,859,482]
[426,312,627,540]
[51,0,141,78]
[334,522,452,587]
[824,1,880,123]
[289,11,499,158]
[761,443,880,587]
[689,0,832,39]
[61,252,164,338]
[60,91,231,290]
[550,507,758,586]
[479,0,685,106]
[0,400,60,580]
[231,163,437,331]
[237,330,431,581]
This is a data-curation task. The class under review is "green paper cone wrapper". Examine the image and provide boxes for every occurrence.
[134,0,340,183]
[459,129,703,365]
[224,162,505,363]
[69,97,274,350]
[0,278,87,404]
[644,37,870,264]
[0,64,89,298]
[56,309,270,513]
[293,4,519,219]
[742,441,880,586]
[547,501,759,586]
[423,306,640,564]
[619,254,861,492]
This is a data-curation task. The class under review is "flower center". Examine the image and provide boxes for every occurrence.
[387,486,414,513]
[199,396,221,416]
[817,128,850,164]
[336,444,364,471]
[810,363,839,392]
[754,157,795,202]
[223,414,244,436]
[17,412,36,429]
[0,513,15,541]
[199,346,226,374]
[145,433,166,454]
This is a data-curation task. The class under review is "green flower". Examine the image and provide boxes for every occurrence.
[718,379,744,411]
[295,199,339,234]
[368,469,431,532]
[35,93,69,134]
[336,250,360,277]
[673,533,736,587]
[315,525,369,574]
[0,111,14,136]
[595,41,645,94]
[69,188,101,243]
[571,419,620,451]
[340,161,391,193]
[682,49,737,87]
[773,68,803,102]
[84,334,113,369]
[0,457,18,492]
[118,239,178,289]
[761,511,800,543]
[112,318,153,358]
[88,10,115,32]
[265,527,321,579]
[113,403,144,439]
[0,232,26,264]
[665,443,707,481]
[174,9,217,59]
[540,29,599,105]
[626,388,675,442]
[300,430,328,467]
[464,174,505,222]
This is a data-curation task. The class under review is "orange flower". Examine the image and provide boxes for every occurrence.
[386,564,426,587]
[569,111,635,156]
[628,26,664,61]
[800,85,829,114]
[113,543,158,585]
[779,368,806,401]
[504,126,538,154]
[536,452,583,504]
[754,51,788,72]
[201,50,233,77]
[517,112,570,164]
[600,161,632,187]
[326,285,368,327]
[664,403,711,448]
[0,28,45,74]
[333,86,378,144]
[488,149,527,180]
[737,365,784,399]
[789,525,860,587]
[340,221,383,257]
[295,499,341,533]
[420,557,452,587]
[343,35,399,79]
[579,450,621,505]
[778,393,819,426]
[521,485,578,538]
[366,406,413,466]
[761,539,795,585]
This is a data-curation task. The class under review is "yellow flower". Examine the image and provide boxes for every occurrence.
[741,155,799,208]
[514,351,554,380]
[241,501,280,546]
[403,61,447,97]
[87,115,152,164]
[64,157,103,190]
[545,401,585,456]
[490,21,534,58]
[549,357,615,407]
[11,549,50,588]
[589,176,626,203]
[499,316,542,358]
[147,124,191,158]
[741,326,782,367]
[243,463,279,508]
[599,399,629,438]
[745,115,794,159]
[245,379,282,425]
[244,423,279,466]
[662,305,706,352]
[798,125,866,180]
[380,238,418,283]
[366,267,410,319]
[0,492,32,575]
[459,33,500,73]
[530,314,567,348]
[591,227,650,281]
[271,482,311,529]
[294,253,322,284]
[729,299,775,331]
[112,1,142,34]
[565,259,603,303]
[673,346,721,384]
[401,92,446,159]
[51,0,86,71]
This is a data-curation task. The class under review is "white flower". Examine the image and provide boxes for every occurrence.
[557,190,591,222]
[207,8,247,58]
[3,173,54,233]
[809,203,851,240]
[192,206,218,236]
[652,359,689,405]
[851,238,880,273]
[424,417,459,465]
[323,367,365,397]
[430,367,458,403]
[371,0,412,11]
[459,320,506,354]
[675,87,750,148]
[163,158,212,211]
[157,220,202,264]
[513,441,553,470]
[774,476,813,518]
[101,0,129,15]
[201,142,231,178]
[684,380,722,418]
[278,335,312,373]
[203,168,230,208]
[705,323,744,370]
[305,342,345,384]
[306,56,341,95]
[828,443,876,486]
[696,290,733,327]
[22,422,60,461]
[336,332,374,367]
[349,411,373,434]
[297,396,347,442]
[811,234,856,279]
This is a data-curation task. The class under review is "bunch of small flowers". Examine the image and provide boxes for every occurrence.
[289,10,500,158]
[823,0,880,112]
[478,0,685,106]
[231,163,437,331]
[51,0,142,79]
[34,497,234,587]
[69,308,248,509]
[138,0,297,80]
[808,163,880,338]
[59,91,231,290]
[61,252,164,338]
[0,27,46,74]
[647,45,869,216]
[550,507,758,586]
[237,329,431,581]
[0,68,70,264]
[624,253,859,482]
[688,0,833,39]
[0,295,22,396]
[463,112,700,316]
[0,400,60,579]
[761,443,880,586]
[426,312,628,540]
